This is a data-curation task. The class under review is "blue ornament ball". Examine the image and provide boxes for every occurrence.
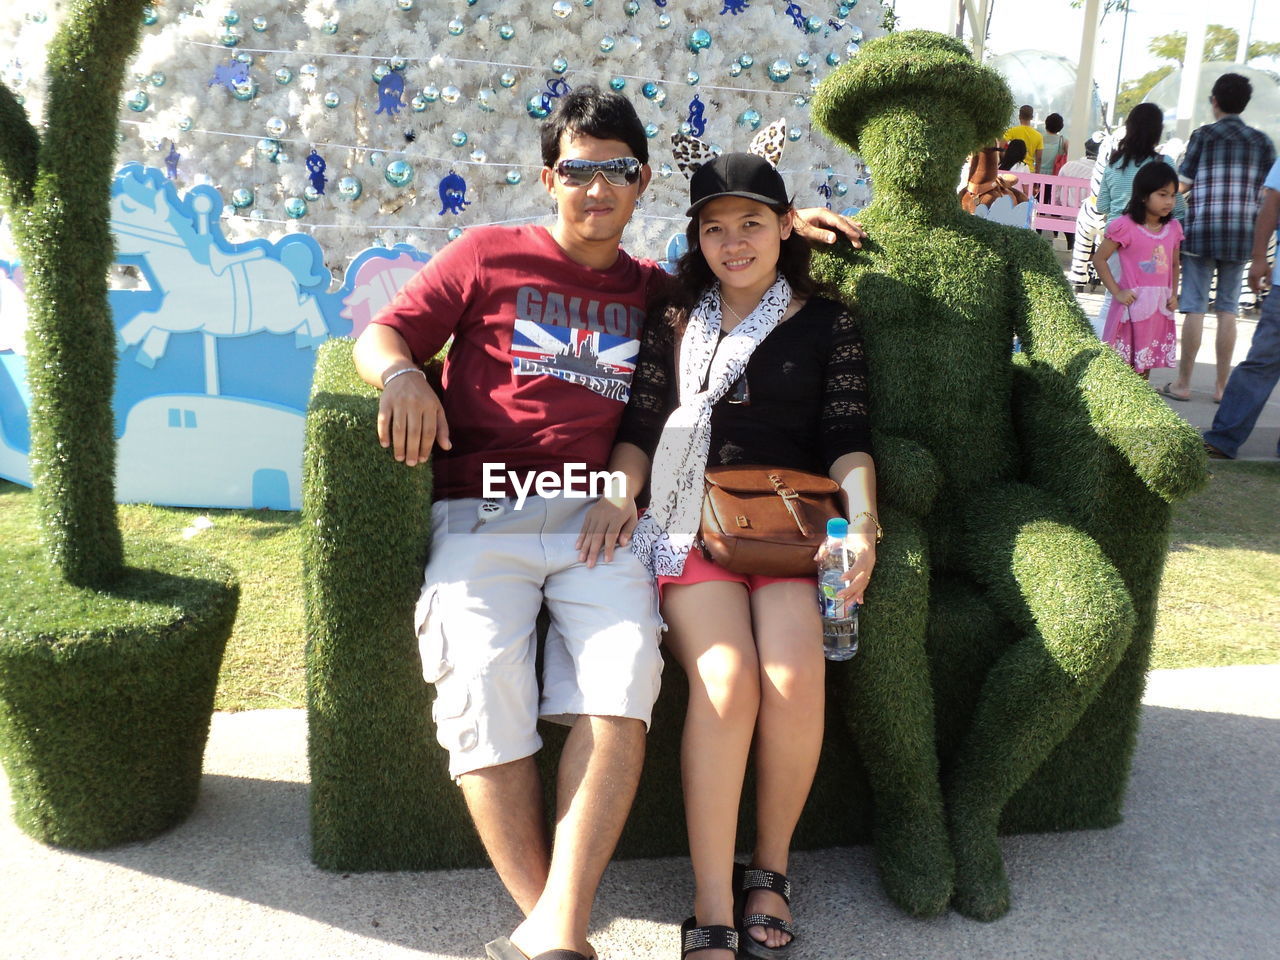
[373,64,391,82]
[390,56,407,71]
[324,91,341,108]
[795,52,811,67]
[739,54,754,68]
[451,130,469,147]
[221,29,242,47]
[477,88,498,112]
[423,84,441,102]
[826,52,840,67]
[641,81,660,100]
[284,197,308,219]
[337,176,363,200]
[141,6,158,26]
[687,29,711,52]
[738,109,762,130]
[448,227,464,241]
[659,162,673,178]
[411,94,429,111]
[728,63,742,78]
[657,12,671,28]
[256,138,280,161]
[645,123,659,139]
[150,71,166,87]
[787,127,802,142]
[321,19,339,35]
[252,16,268,31]
[599,35,615,53]
[551,55,569,74]
[127,90,150,111]
[230,187,254,209]
[369,151,386,166]
[624,0,641,15]
[274,67,293,85]
[505,170,523,185]
[527,96,550,119]
[265,116,287,137]
[441,85,461,104]
[231,78,258,101]
[499,23,515,40]
[686,71,700,85]
[304,185,322,202]
[835,182,849,197]
[447,18,465,36]
[177,116,193,132]
[223,10,240,26]
[609,77,626,92]
[299,64,318,81]
[385,160,414,187]
[768,59,792,83]
[804,15,823,33]
[552,0,574,18]
[499,72,518,89]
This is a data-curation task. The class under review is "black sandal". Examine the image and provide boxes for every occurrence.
[680,916,740,958]
[734,865,798,959]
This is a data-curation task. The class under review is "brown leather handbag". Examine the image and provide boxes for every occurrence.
[699,466,844,577]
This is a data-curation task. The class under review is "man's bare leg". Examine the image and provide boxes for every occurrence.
[1215,310,1238,402]
[460,756,552,917]
[510,714,646,958]
[1170,312,1205,399]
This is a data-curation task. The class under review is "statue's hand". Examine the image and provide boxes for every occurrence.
[873,432,942,517]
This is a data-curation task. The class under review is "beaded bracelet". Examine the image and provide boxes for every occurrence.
[381,366,426,390]
[849,510,883,542]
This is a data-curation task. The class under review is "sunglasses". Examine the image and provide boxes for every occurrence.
[554,156,642,188]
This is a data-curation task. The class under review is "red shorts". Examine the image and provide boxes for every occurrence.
[657,545,816,602]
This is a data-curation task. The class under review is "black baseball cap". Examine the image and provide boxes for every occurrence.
[686,153,791,217]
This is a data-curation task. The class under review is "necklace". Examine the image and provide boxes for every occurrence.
[721,296,748,327]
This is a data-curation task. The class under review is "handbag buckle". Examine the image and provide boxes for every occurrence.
[736,516,751,528]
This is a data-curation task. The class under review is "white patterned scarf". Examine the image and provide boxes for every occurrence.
[631,274,792,577]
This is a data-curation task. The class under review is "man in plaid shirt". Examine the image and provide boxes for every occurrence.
[1165,73,1276,404]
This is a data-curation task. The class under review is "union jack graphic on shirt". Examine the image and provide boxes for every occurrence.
[511,319,639,403]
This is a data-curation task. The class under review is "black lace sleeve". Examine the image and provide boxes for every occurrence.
[615,311,676,458]
[820,306,873,470]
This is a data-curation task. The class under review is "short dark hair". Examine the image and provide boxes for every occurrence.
[1045,112,1064,134]
[540,85,649,167]
[1125,161,1179,225]
[1019,104,1033,121]
[1211,72,1252,115]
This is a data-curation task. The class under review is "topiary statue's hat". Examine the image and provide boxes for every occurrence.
[812,30,1013,154]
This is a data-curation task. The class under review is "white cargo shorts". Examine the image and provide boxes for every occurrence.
[415,494,663,779]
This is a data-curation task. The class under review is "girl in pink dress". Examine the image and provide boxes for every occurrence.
[1092,161,1182,376]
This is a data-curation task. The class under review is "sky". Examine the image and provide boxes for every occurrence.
[894,0,1280,107]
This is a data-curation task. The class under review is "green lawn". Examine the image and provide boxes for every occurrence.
[2,462,1276,710]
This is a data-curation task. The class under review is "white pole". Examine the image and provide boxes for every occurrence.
[1067,0,1100,162]
[970,0,990,63]
[1175,17,1209,140]
[1237,0,1258,64]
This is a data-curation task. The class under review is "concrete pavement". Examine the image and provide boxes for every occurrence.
[2,665,1277,960]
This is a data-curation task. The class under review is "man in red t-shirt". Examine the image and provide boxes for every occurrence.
[354,87,861,960]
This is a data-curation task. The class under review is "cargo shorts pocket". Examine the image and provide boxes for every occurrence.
[417,586,479,755]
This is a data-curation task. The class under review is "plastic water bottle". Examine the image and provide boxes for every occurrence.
[818,517,859,661]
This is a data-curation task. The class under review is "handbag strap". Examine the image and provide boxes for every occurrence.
[767,472,813,539]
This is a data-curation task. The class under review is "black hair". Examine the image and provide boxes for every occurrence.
[1110,102,1163,170]
[1018,104,1033,121]
[1211,72,1252,115]
[999,139,1027,170]
[1045,113,1064,134]
[1125,161,1179,225]
[539,85,649,167]
[664,200,825,331]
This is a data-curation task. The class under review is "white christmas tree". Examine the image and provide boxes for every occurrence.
[2,0,886,277]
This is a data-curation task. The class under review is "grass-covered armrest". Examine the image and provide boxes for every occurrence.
[303,338,483,869]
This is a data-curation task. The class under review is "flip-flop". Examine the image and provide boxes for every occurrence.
[484,937,591,960]
[1158,383,1190,402]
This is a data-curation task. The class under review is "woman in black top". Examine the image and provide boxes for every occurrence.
[577,152,879,960]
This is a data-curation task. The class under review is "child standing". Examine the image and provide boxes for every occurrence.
[1093,161,1182,377]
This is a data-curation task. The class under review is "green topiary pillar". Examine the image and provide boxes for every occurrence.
[0,2,240,850]
[0,0,142,588]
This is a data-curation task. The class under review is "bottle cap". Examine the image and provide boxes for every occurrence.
[826,517,849,538]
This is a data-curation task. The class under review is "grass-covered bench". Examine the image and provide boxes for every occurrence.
[302,337,1154,873]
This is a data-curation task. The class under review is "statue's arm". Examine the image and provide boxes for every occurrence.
[1011,237,1207,503]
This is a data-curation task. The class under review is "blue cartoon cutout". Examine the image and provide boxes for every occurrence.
[307,150,327,196]
[438,170,471,215]
[376,71,405,116]
[686,95,707,137]
[0,164,431,510]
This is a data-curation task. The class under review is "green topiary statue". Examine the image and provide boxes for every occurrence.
[809,31,1208,921]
